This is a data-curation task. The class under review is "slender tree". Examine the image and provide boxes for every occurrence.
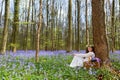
[105,0,110,51]
[45,0,49,51]
[0,0,9,54]
[111,0,115,52]
[57,2,62,50]
[25,0,31,50]
[76,0,80,51]
[85,0,89,45]
[35,0,42,62]
[19,1,26,50]
[67,0,72,52]
[92,0,109,65]
[12,0,20,52]
[119,0,120,50]
[119,0,120,21]
[0,0,4,25]
[31,0,34,49]
[31,0,36,50]
[51,0,55,51]
[74,0,77,50]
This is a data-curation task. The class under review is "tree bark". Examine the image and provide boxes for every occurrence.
[85,0,89,45]
[0,0,4,25]
[76,0,80,51]
[51,0,55,51]
[45,0,49,51]
[74,0,77,50]
[35,0,42,62]
[31,0,36,50]
[92,0,109,65]
[12,0,20,52]
[119,0,120,21]
[119,0,120,50]
[111,0,115,52]
[0,0,9,54]
[57,2,62,50]
[67,0,72,52]
[25,0,31,50]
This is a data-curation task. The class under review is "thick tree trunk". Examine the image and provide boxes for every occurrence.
[92,0,109,65]
[0,0,9,54]
[67,0,72,52]
[35,0,42,62]
[12,0,20,52]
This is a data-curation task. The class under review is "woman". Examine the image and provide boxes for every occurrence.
[70,46,95,68]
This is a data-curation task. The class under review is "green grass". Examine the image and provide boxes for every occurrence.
[0,54,120,80]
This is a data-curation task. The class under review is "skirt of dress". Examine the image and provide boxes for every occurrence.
[70,56,84,68]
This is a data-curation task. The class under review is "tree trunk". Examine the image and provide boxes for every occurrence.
[21,1,27,50]
[74,0,77,50]
[31,0,36,50]
[119,0,120,21]
[35,0,42,62]
[119,0,120,50]
[67,0,72,52]
[25,0,31,51]
[92,0,109,65]
[73,0,77,50]
[12,0,20,52]
[0,0,9,54]
[77,0,80,51]
[45,0,49,51]
[31,0,34,49]
[105,0,110,52]
[111,0,115,52]
[57,3,62,50]
[51,0,55,51]
[22,27,25,50]
[0,0,4,25]
[85,0,89,45]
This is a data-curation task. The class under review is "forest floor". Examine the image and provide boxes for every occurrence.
[0,50,120,80]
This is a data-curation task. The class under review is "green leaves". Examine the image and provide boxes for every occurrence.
[9,43,19,48]
[0,54,119,79]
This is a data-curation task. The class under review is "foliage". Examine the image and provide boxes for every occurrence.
[0,51,120,79]
[8,43,19,48]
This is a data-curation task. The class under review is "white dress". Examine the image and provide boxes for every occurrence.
[70,52,95,68]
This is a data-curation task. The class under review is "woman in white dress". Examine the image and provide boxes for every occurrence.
[70,46,95,68]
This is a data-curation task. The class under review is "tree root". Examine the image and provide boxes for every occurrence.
[102,64,120,78]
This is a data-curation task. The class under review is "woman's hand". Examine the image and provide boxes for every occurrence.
[88,57,92,61]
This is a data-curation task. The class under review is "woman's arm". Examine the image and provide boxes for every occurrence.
[74,52,94,58]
